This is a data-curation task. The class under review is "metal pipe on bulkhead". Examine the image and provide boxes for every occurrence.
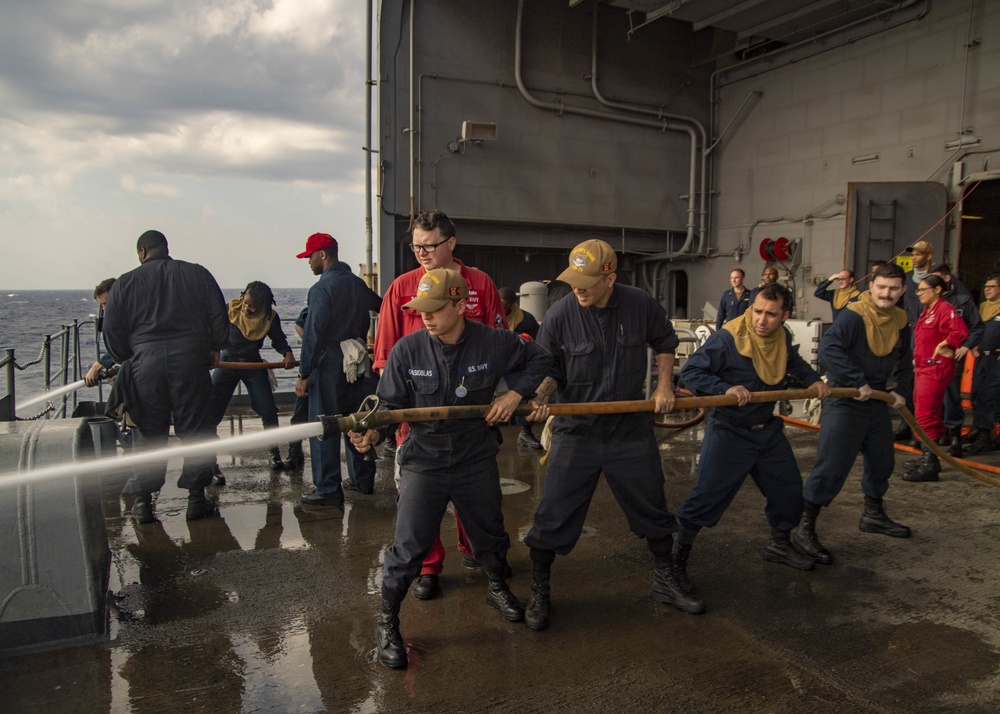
[514,0,698,256]
[365,0,375,289]
[408,0,415,226]
[589,3,708,255]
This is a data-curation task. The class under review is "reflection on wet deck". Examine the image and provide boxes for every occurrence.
[3,421,1000,713]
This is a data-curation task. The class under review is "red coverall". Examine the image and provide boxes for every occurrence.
[373,258,507,576]
[912,299,968,442]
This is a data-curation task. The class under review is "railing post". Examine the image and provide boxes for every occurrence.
[72,319,80,414]
[43,334,52,393]
[1,348,14,421]
[59,325,70,418]
[94,315,104,403]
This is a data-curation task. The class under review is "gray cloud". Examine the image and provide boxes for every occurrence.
[0,0,373,289]
[0,0,365,178]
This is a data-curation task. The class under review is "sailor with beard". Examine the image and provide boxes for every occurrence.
[674,282,830,599]
[797,262,914,564]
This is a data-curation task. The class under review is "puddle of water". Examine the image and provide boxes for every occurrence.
[499,478,530,495]
[230,617,324,712]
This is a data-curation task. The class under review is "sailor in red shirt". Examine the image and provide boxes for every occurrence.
[373,210,508,600]
[903,274,969,482]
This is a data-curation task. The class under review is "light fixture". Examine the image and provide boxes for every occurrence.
[448,121,498,154]
[945,136,980,150]
[851,153,879,164]
[461,121,497,142]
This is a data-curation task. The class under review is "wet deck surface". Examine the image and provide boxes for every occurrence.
[3,418,1000,713]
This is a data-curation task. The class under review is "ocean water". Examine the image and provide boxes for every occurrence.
[2,288,309,410]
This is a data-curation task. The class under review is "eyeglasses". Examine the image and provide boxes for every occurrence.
[915,287,932,293]
[985,284,1000,289]
[409,238,450,254]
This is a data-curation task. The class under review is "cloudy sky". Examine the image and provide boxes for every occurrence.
[1,0,372,290]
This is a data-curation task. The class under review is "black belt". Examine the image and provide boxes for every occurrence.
[982,349,1000,357]
[712,411,775,432]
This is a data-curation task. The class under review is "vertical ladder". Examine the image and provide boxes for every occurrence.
[865,199,897,266]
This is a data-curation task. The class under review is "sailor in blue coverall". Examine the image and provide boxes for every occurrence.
[966,274,1000,454]
[294,233,382,506]
[522,239,704,628]
[348,268,551,670]
[676,283,830,592]
[797,262,913,565]
[204,281,295,476]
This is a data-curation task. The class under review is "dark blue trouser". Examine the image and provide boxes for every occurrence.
[943,367,965,431]
[340,371,379,493]
[306,358,379,496]
[525,419,676,556]
[123,343,215,494]
[290,393,309,425]
[677,415,802,533]
[972,354,1000,430]
[206,366,279,429]
[382,456,510,598]
[803,398,894,506]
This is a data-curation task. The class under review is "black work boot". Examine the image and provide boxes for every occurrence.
[517,425,543,450]
[670,540,699,597]
[211,462,226,486]
[893,422,912,442]
[946,428,963,458]
[902,447,940,482]
[859,495,911,538]
[764,529,815,570]
[186,488,218,521]
[792,501,832,565]
[525,548,554,631]
[966,428,994,455]
[286,441,305,469]
[649,535,706,614]
[411,574,440,601]
[131,492,155,524]
[375,592,407,669]
[485,569,525,622]
[671,524,701,598]
[269,447,285,470]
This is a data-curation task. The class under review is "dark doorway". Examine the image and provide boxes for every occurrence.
[959,179,1000,303]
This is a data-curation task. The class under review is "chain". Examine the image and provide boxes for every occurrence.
[15,405,54,421]
[13,342,48,371]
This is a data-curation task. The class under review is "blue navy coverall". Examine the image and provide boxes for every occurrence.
[524,285,681,556]
[940,284,983,432]
[103,254,228,493]
[972,308,1000,432]
[803,311,913,505]
[677,329,821,533]
[299,262,382,501]
[902,270,924,328]
[715,287,752,330]
[813,277,859,321]
[205,312,292,430]
[378,320,551,598]
[290,307,310,427]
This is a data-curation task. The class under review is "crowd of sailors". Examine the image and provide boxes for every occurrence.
[88,217,998,670]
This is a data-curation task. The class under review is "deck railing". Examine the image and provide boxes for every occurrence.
[1,318,304,423]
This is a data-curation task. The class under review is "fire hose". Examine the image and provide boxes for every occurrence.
[216,360,299,369]
[318,387,999,489]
